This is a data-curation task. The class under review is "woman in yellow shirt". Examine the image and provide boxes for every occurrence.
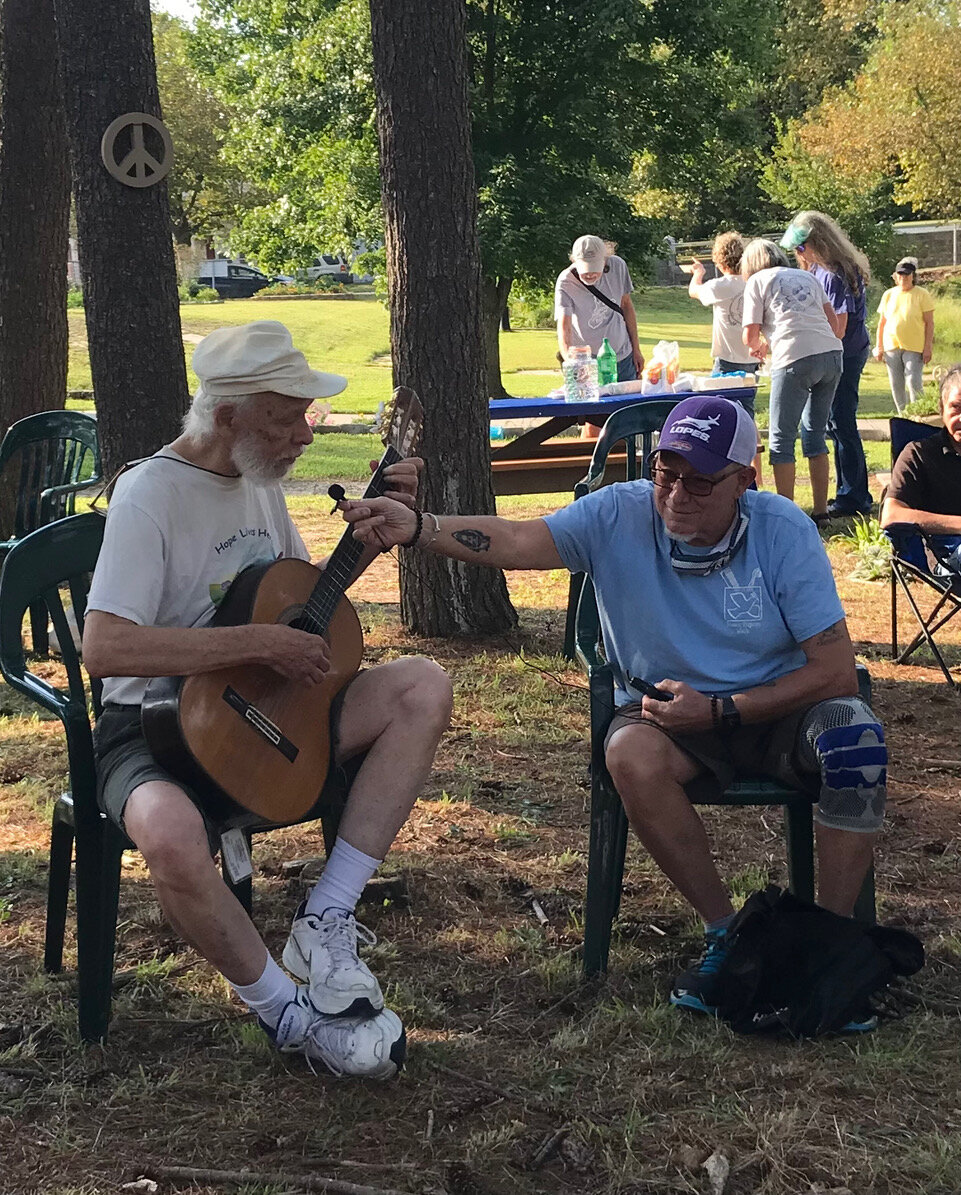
[874,256,935,412]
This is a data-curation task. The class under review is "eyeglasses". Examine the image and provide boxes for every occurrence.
[648,458,740,497]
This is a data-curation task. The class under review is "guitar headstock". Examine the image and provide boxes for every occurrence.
[382,387,424,458]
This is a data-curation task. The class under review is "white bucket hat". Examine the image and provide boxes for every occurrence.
[191,320,348,399]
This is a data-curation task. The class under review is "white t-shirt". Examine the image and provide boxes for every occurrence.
[697,274,753,364]
[553,255,634,360]
[87,447,309,705]
[742,267,842,370]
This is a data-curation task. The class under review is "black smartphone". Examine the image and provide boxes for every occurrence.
[628,675,674,702]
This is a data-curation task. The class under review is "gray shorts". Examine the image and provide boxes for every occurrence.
[604,703,815,802]
[94,687,355,851]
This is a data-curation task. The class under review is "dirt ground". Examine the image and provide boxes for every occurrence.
[0,529,959,1195]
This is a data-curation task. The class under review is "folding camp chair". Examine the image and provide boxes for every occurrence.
[885,417,961,687]
[0,514,353,1042]
[562,400,679,660]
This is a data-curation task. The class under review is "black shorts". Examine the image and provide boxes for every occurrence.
[604,702,816,802]
[93,685,357,850]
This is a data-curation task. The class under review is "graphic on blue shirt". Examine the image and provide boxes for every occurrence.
[722,567,763,625]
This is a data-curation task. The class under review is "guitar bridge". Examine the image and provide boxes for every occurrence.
[222,687,299,762]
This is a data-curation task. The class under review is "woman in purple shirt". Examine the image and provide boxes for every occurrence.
[781,212,872,517]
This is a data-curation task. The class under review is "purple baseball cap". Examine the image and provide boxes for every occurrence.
[657,396,757,476]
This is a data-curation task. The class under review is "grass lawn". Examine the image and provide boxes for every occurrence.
[68,287,961,417]
[1,499,960,1194]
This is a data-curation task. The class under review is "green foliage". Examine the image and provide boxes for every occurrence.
[66,286,84,309]
[258,279,349,296]
[178,282,221,303]
[507,282,554,331]
[154,11,244,243]
[832,515,892,580]
[759,121,897,276]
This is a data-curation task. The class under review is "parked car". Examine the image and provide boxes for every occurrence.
[195,259,273,299]
[303,253,352,282]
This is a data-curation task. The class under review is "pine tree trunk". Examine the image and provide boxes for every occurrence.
[369,0,516,635]
[53,0,188,477]
[0,0,69,531]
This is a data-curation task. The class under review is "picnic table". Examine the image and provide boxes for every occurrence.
[489,388,756,496]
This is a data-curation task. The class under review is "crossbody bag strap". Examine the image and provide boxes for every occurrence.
[570,266,626,320]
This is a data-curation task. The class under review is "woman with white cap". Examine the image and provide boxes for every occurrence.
[554,234,644,381]
[874,256,935,412]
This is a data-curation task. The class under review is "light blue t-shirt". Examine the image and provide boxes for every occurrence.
[544,482,845,705]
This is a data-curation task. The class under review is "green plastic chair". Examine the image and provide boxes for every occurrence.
[566,409,876,977]
[0,411,102,654]
[562,400,679,660]
[0,514,352,1042]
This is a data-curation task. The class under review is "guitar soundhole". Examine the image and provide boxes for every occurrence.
[278,603,306,630]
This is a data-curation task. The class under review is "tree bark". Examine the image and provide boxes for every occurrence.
[0,0,69,530]
[53,0,189,477]
[369,0,516,635]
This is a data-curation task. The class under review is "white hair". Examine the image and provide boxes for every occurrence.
[181,385,258,440]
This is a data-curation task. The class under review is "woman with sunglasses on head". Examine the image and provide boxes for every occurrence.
[741,238,843,523]
[781,212,872,518]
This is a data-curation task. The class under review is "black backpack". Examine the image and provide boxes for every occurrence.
[711,885,924,1037]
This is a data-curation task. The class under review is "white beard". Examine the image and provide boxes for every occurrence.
[231,431,295,485]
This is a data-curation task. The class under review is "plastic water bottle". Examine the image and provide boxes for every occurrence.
[597,338,617,387]
[562,345,599,402]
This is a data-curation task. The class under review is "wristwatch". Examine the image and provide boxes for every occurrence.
[719,695,741,735]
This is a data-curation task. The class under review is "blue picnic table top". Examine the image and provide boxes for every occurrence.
[489,387,755,421]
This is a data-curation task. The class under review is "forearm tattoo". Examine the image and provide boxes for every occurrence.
[452,528,491,553]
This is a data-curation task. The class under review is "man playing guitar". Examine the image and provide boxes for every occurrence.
[82,321,452,1078]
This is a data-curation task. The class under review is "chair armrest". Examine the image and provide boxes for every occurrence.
[0,664,72,721]
[881,521,921,543]
[40,475,103,522]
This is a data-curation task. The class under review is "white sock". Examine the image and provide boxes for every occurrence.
[305,837,382,918]
[230,954,296,1029]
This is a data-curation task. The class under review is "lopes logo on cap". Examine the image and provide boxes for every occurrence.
[668,414,721,443]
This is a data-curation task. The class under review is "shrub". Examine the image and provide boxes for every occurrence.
[259,279,348,296]
[179,285,220,304]
[66,286,84,309]
[508,282,554,330]
[831,515,892,581]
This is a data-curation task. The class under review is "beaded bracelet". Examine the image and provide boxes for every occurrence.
[401,509,424,548]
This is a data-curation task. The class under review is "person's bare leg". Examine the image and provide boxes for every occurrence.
[815,824,877,915]
[333,656,453,857]
[606,722,734,923]
[808,452,830,517]
[124,782,268,985]
[753,449,764,487]
[772,461,795,501]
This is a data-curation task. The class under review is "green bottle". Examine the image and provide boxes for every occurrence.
[597,337,617,386]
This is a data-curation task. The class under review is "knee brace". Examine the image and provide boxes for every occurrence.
[797,698,887,832]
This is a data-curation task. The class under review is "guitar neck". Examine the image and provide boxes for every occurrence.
[299,445,403,636]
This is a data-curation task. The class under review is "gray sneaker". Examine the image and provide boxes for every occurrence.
[282,903,384,1016]
[306,1007,406,1080]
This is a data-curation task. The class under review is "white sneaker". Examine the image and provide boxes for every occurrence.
[259,986,319,1053]
[306,1008,406,1080]
[282,903,385,1016]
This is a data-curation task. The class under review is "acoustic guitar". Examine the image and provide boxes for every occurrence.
[141,388,423,824]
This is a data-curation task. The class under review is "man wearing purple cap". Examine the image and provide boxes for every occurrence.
[340,396,887,1027]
